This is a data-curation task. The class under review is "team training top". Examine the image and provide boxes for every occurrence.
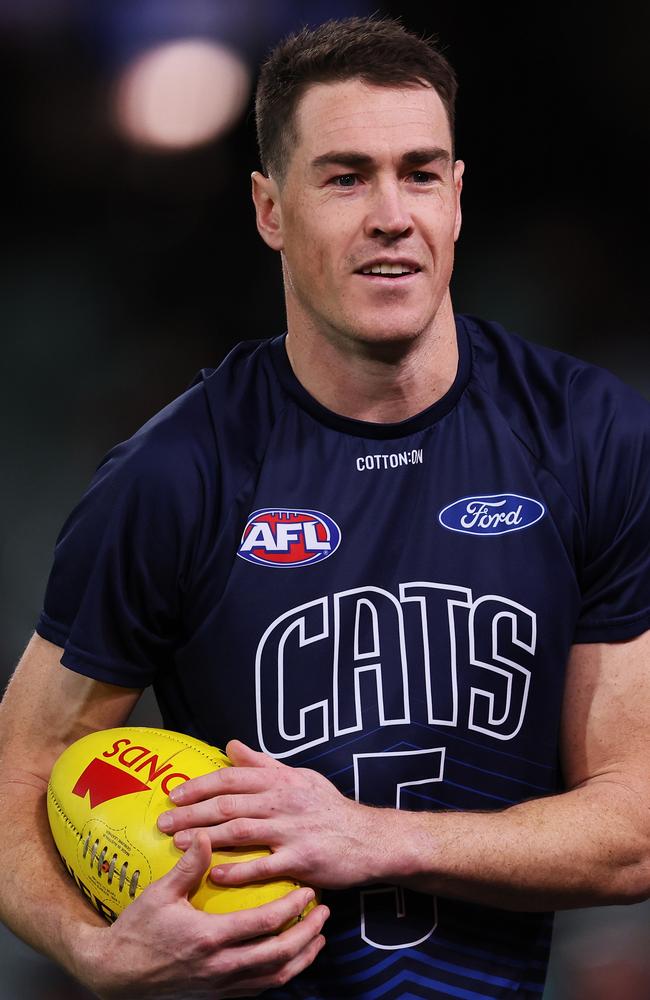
[37,314,650,1000]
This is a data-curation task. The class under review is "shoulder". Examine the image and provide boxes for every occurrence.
[460,312,650,455]
[136,336,274,455]
[462,312,645,401]
[198,336,288,443]
[95,337,278,491]
[92,378,212,504]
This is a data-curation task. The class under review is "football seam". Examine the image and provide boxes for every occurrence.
[47,783,82,841]
[109,728,230,768]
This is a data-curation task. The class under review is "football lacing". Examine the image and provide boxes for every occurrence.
[129,870,140,898]
[118,860,128,891]
[82,836,141,897]
[96,845,108,875]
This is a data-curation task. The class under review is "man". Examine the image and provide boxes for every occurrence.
[1,16,650,999]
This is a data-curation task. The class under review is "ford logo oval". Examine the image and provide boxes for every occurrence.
[439,494,545,536]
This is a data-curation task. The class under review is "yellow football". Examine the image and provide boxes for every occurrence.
[47,726,314,923]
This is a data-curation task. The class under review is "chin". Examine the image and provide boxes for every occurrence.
[343,321,426,349]
[341,300,439,343]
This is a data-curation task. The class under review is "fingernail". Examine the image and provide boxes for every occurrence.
[157,813,173,831]
[174,831,191,848]
[211,866,225,878]
[169,785,184,803]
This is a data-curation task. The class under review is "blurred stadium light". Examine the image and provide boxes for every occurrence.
[114,38,251,150]
[98,0,374,150]
[1,0,376,152]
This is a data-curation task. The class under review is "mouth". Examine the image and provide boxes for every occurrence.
[355,261,422,280]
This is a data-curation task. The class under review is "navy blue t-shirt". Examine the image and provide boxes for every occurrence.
[37,315,650,999]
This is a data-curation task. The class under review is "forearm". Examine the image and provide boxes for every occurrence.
[0,775,329,1000]
[0,644,330,998]
[0,635,139,988]
[364,779,650,910]
[0,775,106,986]
[156,737,650,913]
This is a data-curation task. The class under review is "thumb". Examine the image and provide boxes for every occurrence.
[159,830,212,900]
[226,739,281,769]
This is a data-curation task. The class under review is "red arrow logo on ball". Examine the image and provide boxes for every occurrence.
[72,758,151,808]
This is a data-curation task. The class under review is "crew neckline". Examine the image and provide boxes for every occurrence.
[268,315,472,440]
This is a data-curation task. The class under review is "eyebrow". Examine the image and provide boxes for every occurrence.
[310,147,451,171]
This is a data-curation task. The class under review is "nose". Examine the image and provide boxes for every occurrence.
[363,180,413,239]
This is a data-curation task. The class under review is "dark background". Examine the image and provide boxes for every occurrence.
[1,2,649,997]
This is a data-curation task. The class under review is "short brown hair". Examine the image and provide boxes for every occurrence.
[255,16,458,183]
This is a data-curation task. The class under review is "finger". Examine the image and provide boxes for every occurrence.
[223,923,327,994]
[156,830,212,900]
[168,766,272,805]
[226,739,285,770]
[215,887,319,946]
[210,851,292,886]
[172,823,278,856]
[220,937,325,998]
[190,816,274,851]
[226,903,329,970]
[158,791,273,837]
[218,935,326,998]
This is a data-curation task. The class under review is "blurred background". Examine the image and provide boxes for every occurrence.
[1,1,649,996]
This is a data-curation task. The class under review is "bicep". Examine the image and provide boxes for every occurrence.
[560,631,650,794]
[0,633,141,784]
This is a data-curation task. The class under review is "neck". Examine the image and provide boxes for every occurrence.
[284,294,459,423]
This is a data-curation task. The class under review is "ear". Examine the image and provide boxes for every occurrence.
[251,171,284,251]
[452,159,464,242]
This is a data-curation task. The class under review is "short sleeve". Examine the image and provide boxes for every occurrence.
[573,369,650,643]
[36,392,210,686]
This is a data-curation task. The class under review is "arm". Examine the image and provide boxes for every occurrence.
[159,633,650,911]
[0,634,328,997]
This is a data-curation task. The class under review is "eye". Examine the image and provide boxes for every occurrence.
[331,174,358,187]
[409,171,437,184]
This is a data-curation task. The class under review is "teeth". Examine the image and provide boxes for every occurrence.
[361,263,416,275]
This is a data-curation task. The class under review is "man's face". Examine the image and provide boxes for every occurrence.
[255,78,464,351]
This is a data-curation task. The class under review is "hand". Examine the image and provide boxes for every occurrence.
[78,831,329,999]
[156,741,383,890]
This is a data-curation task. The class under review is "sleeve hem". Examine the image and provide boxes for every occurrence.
[35,614,153,688]
[35,612,69,650]
[574,610,650,644]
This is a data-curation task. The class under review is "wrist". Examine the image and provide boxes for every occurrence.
[363,808,435,884]
[64,921,113,996]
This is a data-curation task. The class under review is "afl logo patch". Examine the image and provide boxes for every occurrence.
[439,493,545,536]
[237,509,341,567]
